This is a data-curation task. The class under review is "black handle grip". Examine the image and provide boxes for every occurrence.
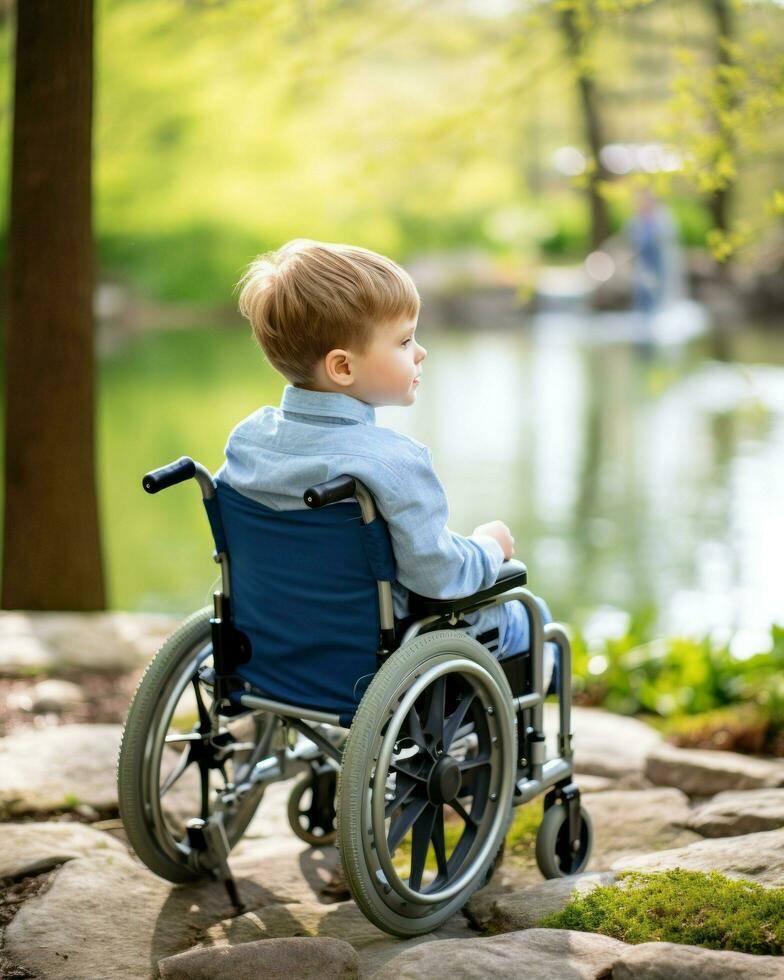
[142,456,196,494]
[304,475,356,508]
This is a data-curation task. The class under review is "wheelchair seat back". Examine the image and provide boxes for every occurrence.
[205,480,396,717]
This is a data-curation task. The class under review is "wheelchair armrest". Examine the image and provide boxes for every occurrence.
[406,559,528,619]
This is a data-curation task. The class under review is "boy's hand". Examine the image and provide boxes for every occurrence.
[472,520,515,561]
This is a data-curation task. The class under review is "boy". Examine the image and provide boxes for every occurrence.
[217,239,555,688]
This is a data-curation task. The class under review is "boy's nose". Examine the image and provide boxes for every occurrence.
[416,343,427,361]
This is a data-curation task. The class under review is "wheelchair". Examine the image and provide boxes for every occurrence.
[117,456,592,938]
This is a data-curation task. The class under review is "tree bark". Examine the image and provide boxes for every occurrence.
[560,3,611,253]
[2,0,105,609]
[707,0,736,360]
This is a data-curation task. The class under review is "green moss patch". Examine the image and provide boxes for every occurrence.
[541,870,784,956]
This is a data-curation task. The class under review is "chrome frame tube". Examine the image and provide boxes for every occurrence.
[514,757,573,804]
[545,622,573,761]
[239,692,344,728]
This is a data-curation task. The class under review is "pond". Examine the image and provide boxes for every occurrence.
[99,313,784,649]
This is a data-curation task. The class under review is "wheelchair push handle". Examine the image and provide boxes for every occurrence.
[142,456,197,494]
[304,475,356,509]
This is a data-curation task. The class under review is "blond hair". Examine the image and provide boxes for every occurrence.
[236,239,420,385]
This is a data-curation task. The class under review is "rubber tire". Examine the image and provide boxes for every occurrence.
[287,770,337,846]
[535,801,593,879]
[117,606,266,884]
[337,629,517,938]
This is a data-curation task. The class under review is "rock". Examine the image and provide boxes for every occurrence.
[645,744,784,797]
[3,840,327,980]
[464,872,616,932]
[229,845,344,906]
[0,724,122,816]
[371,927,628,979]
[573,773,617,793]
[613,827,784,886]
[202,900,388,948]
[583,788,700,866]
[202,898,477,977]
[158,937,359,980]
[30,678,86,713]
[687,789,784,838]
[0,610,179,676]
[545,705,661,780]
[610,940,784,978]
[0,821,127,879]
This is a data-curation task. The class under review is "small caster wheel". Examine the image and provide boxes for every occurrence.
[287,765,337,846]
[535,802,592,878]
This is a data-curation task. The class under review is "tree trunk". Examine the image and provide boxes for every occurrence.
[560,4,611,253]
[708,0,733,236]
[2,0,105,609]
[707,0,736,360]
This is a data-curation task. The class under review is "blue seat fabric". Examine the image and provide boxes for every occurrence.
[207,481,396,721]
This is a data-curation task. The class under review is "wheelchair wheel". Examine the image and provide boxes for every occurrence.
[287,764,337,846]
[117,607,269,884]
[337,630,517,938]
[535,801,593,879]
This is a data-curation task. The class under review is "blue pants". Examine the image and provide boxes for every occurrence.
[461,594,559,695]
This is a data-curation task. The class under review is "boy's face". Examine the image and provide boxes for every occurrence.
[324,315,427,407]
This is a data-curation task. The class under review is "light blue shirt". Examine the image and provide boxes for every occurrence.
[215,383,511,649]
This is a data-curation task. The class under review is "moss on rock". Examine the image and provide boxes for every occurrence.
[540,870,784,956]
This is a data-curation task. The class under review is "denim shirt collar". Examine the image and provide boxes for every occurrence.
[280,384,376,426]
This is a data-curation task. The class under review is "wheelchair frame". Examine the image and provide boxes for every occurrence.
[131,456,586,926]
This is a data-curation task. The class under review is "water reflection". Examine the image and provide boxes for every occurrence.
[380,320,784,638]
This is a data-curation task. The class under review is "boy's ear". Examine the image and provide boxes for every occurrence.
[324,349,354,387]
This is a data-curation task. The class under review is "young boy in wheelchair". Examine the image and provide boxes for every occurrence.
[220,238,558,693]
[120,239,591,940]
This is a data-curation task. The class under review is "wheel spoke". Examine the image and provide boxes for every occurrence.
[443,692,476,750]
[429,806,448,881]
[423,676,445,743]
[390,756,427,783]
[384,773,419,820]
[160,745,194,798]
[458,752,491,771]
[449,797,478,828]
[387,796,429,854]
[409,804,437,891]
[404,705,425,747]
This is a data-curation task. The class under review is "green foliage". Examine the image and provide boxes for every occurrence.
[0,0,779,302]
[572,619,784,734]
[541,870,784,956]
[506,799,543,861]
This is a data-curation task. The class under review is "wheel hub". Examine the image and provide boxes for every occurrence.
[427,754,462,804]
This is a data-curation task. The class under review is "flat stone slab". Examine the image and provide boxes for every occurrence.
[0,724,123,816]
[4,851,238,980]
[687,789,784,838]
[3,832,348,980]
[371,927,628,979]
[545,705,661,781]
[201,897,476,977]
[583,787,700,866]
[0,821,127,879]
[613,827,784,887]
[0,610,179,676]
[158,937,360,980]
[645,744,784,796]
[611,940,784,979]
[464,872,616,933]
